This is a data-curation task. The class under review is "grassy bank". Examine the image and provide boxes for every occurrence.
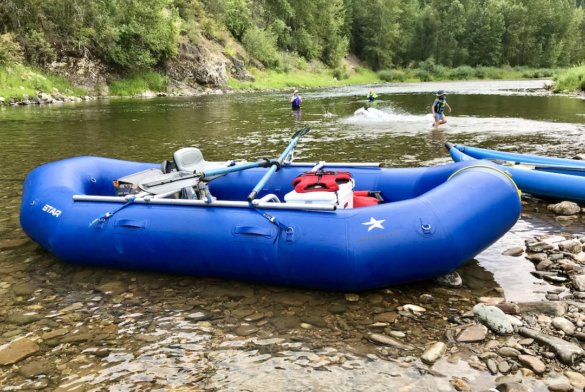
[109,72,168,96]
[228,64,559,90]
[553,65,585,93]
[0,64,86,99]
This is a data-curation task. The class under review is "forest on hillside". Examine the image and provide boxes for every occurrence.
[1,0,584,75]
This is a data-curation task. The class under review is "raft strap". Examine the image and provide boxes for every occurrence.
[89,195,136,227]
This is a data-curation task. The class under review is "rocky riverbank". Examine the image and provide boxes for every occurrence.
[0,200,584,391]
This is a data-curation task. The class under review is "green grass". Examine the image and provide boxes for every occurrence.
[0,64,86,99]
[228,67,382,90]
[109,72,168,96]
[229,65,562,90]
[553,65,585,93]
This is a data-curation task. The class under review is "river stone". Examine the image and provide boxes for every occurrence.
[497,360,511,374]
[18,359,55,378]
[564,371,585,389]
[527,241,554,253]
[7,312,43,325]
[517,354,546,374]
[95,280,128,295]
[235,325,258,336]
[457,324,488,342]
[548,201,581,216]
[547,383,574,392]
[498,347,521,358]
[526,253,549,264]
[421,342,447,365]
[517,301,567,316]
[433,271,462,287]
[552,317,576,335]
[11,282,37,296]
[496,382,530,392]
[570,274,585,291]
[495,302,520,315]
[271,292,312,306]
[327,303,347,314]
[374,312,398,323]
[558,240,582,254]
[473,304,514,335]
[503,247,524,256]
[367,333,414,350]
[0,338,40,365]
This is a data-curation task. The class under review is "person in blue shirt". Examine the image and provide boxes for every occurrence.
[367,89,378,102]
[431,90,452,129]
[290,89,302,110]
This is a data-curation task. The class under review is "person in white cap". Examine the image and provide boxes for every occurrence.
[431,90,452,129]
[290,89,302,110]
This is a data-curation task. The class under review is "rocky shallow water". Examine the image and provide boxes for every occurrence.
[1,198,584,391]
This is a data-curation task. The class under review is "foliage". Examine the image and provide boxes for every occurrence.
[242,27,279,67]
[553,65,585,93]
[0,33,23,65]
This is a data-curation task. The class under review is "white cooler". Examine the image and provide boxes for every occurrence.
[284,179,354,208]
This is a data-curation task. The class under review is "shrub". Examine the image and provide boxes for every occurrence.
[378,69,406,82]
[332,64,349,80]
[242,27,279,68]
[415,69,431,82]
[449,65,474,80]
[0,33,24,65]
[553,65,585,93]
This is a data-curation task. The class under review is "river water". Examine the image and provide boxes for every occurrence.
[1,80,584,391]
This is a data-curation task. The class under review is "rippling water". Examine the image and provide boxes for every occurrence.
[1,80,584,390]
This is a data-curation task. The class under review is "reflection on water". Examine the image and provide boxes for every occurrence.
[1,80,584,390]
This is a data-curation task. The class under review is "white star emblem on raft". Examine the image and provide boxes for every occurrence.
[362,217,386,231]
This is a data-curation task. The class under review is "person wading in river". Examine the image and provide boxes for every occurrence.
[290,89,302,110]
[431,90,452,129]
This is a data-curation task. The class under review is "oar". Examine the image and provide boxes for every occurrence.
[247,127,310,202]
[140,159,274,194]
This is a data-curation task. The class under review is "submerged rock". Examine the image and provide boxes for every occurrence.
[0,338,40,365]
[421,342,447,365]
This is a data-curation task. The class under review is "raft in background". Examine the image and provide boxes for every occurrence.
[20,154,521,291]
[446,143,585,203]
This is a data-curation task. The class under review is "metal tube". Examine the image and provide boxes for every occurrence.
[286,162,381,167]
[73,195,336,211]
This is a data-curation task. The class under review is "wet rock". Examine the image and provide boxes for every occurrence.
[518,327,585,365]
[17,359,54,377]
[0,238,29,250]
[548,201,581,216]
[479,296,505,305]
[518,301,568,316]
[517,354,546,374]
[95,280,128,295]
[552,317,576,335]
[235,325,258,336]
[185,311,213,322]
[421,342,447,364]
[457,324,488,342]
[374,312,398,323]
[0,338,40,365]
[473,304,514,335]
[419,294,434,303]
[496,382,530,392]
[300,314,328,328]
[11,282,36,296]
[7,312,43,325]
[327,303,347,314]
[344,293,360,302]
[367,333,414,350]
[434,271,462,287]
[271,292,312,306]
[402,304,426,313]
[518,338,534,346]
[41,328,69,340]
[503,247,524,256]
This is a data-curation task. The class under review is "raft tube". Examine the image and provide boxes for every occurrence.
[21,157,521,291]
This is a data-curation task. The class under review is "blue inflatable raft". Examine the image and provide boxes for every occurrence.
[20,140,521,291]
[446,143,585,203]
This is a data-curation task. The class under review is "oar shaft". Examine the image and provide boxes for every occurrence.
[202,161,272,179]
